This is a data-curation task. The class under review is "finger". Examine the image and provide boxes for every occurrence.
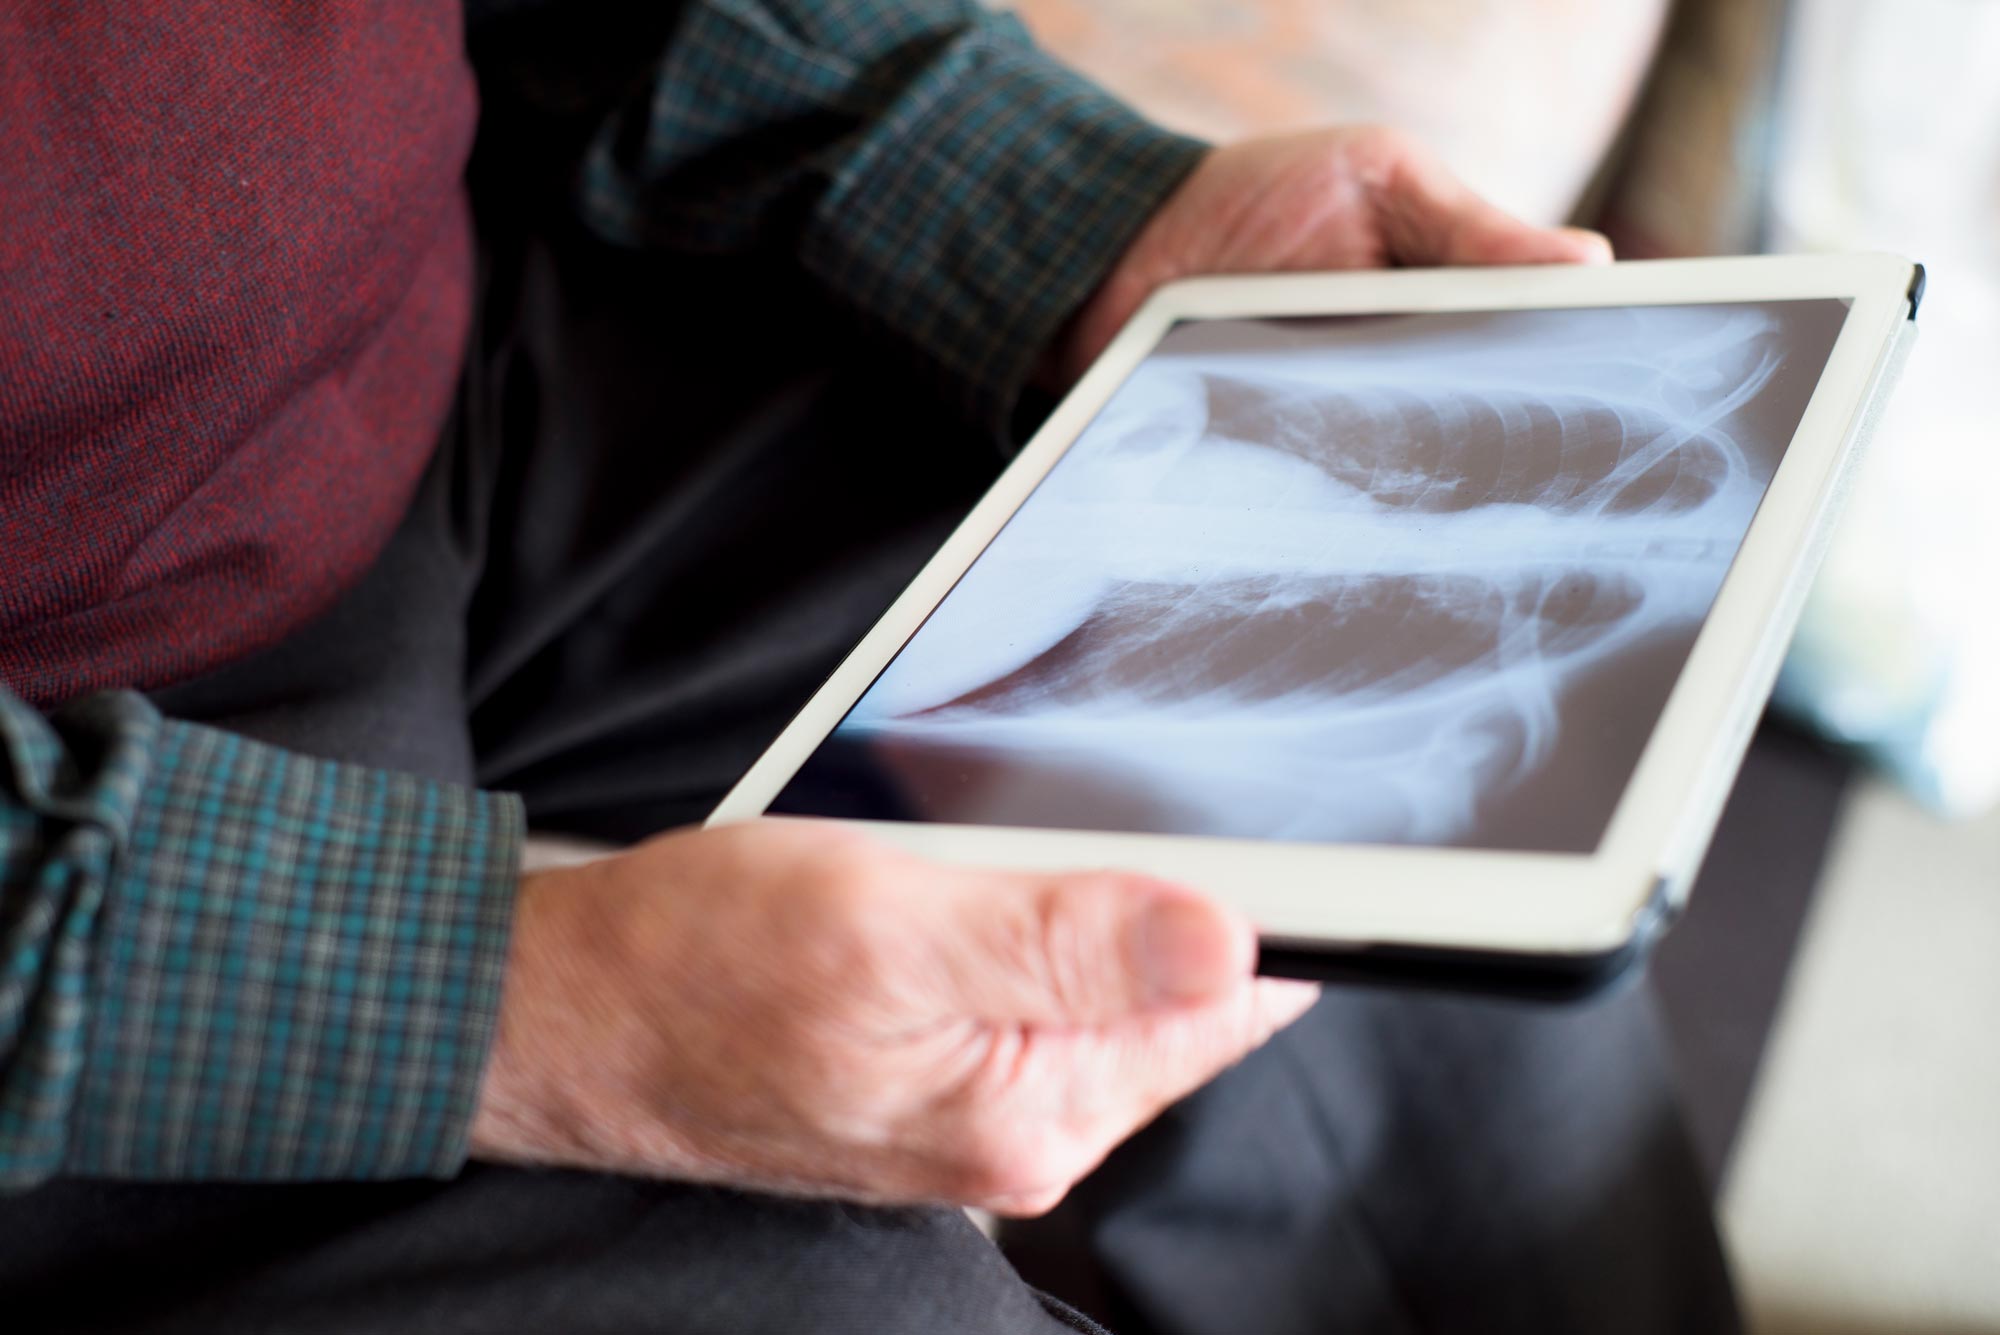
[1259,977,1323,1029]
[1091,976,1321,1109]
[1030,976,1320,1116]
[1362,130,1613,267]
[954,978,1319,1213]
[1555,225,1617,264]
[919,870,1258,1027]
[984,1184,1071,1219]
[1424,213,1615,267]
[1455,222,1613,266]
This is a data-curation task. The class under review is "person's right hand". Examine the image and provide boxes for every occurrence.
[468,820,1318,1216]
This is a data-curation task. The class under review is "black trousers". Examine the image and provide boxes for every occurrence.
[0,227,1738,1334]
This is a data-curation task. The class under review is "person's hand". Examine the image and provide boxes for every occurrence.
[1052,126,1614,386]
[469,820,1318,1215]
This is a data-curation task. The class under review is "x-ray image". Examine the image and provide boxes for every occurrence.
[773,299,1851,852]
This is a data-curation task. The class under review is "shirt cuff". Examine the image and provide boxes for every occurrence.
[68,715,522,1182]
[799,16,1207,441]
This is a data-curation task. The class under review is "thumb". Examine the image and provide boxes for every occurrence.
[1366,129,1613,267]
[924,872,1257,1027]
[1445,220,1614,267]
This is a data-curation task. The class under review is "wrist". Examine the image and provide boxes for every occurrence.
[470,860,733,1182]
[1044,147,1216,389]
[468,866,603,1167]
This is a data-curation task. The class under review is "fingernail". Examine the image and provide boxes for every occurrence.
[1560,226,1615,263]
[1263,979,1323,1025]
[1135,896,1249,1004]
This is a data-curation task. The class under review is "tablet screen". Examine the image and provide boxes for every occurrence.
[771,300,1851,851]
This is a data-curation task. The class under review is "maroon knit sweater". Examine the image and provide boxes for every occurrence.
[0,2,476,707]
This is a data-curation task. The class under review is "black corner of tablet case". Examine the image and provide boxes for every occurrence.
[1255,876,1680,1005]
[1908,263,1926,320]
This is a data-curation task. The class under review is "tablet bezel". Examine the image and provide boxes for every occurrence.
[710,254,1919,962]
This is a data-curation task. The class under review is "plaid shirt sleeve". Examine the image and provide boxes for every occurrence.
[578,0,1209,439]
[0,686,521,1189]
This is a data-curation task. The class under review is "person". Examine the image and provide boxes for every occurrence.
[0,2,1737,1331]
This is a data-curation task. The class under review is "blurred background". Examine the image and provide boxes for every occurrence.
[1000,1,2000,1331]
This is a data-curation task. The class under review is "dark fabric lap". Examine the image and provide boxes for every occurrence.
[2,1169,1092,1335]
[1009,984,1736,1335]
[0,226,1736,1334]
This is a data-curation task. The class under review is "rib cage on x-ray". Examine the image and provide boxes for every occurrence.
[774,301,1850,851]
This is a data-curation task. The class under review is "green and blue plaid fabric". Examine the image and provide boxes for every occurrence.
[580,0,1208,439]
[0,0,1202,1189]
[0,688,521,1188]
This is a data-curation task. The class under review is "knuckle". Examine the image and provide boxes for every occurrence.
[804,821,882,868]
[1368,123,1423,158]
[786,867,902,993]
[806,864,877,921]
[1348,122,1400,156]
[1030,877,1112,1013]
[795,842,891,923]
[1348,124,1425,181]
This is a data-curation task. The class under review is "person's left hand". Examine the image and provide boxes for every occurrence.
[1050,126,1614,386]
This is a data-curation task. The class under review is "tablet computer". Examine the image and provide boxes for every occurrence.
[711,255,1922,997]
